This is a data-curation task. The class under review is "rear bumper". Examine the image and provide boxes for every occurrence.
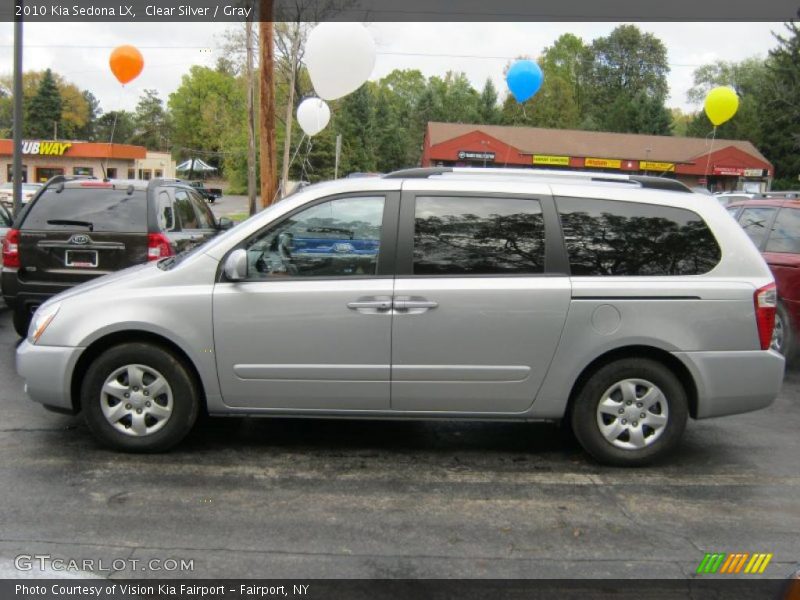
[17,340,84,411]
[673,350,785,418]
[2,268,96,311]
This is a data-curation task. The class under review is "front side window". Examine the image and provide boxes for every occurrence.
[557,197,721,276]
[413,196,545,275]
[244,196,384,278]
[738,207,777,249]
[765,208,800,254]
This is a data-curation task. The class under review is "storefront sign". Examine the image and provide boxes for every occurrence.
[22,141,72,156]
[712,166,767,177]
[533,154,570,166]
[584,157,622,169]
[457,150,495,161]
[639,161,675,172]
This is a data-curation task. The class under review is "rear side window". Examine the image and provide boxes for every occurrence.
[22,188,147,232]
[765,207,800,253]
[174,190,199,229]
[556,197,721,276]
[187,189,215,229]
[738,207,777,249]
[413,196,545,275]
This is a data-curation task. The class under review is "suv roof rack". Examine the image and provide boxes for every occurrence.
[383,167,692,193]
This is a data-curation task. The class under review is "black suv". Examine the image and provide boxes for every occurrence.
[2,176,233,336]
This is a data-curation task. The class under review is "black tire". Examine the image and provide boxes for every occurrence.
[571,358,688,467]
[13,305,31,338]
[773,303,796,363]
[81,343,200,452]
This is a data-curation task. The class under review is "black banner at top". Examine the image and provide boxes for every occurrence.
[2,0,799,22]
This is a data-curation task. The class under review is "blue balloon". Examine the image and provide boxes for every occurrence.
[506,60,544,103]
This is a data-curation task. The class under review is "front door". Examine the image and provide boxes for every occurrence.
[390,192,570,413]
[213,193,399,410]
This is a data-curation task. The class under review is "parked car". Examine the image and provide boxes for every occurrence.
[16,168,783,465]
[714,191,756,207]
[0,202,11,296]
[0,182,43,207]
[186,180,223,203]
[727,197,800,359]
[2,176,233,337]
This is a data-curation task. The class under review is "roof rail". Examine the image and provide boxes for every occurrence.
[382,167,692,193]
[45,174,98,185]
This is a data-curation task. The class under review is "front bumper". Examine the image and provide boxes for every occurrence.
[17,340,84,412]
[674,350,785,418]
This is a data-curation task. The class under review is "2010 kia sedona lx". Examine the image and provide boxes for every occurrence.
[15,168,785,466]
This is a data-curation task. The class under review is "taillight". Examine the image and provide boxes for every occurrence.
[147,233,174,261]
[754,283,777,350]
[2,228,20,268]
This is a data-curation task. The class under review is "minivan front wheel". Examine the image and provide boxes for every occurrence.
[571,358,688,467]
[81,343,200,452]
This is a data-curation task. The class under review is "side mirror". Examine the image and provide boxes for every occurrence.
[218,216,234,230]
[223,249,248,281]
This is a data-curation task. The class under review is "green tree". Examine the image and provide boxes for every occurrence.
[132,89,171,150]
[94,110,136,144]
[168,65,247,175]
[478,78,500,125]
[684,57,769,142]
[501,74,580,129]
[540,33,587,110]
[580,25,671,134]
[335,84,376,175]
[760,22,800,187]
[76,90,102,141]
[25,69,62,138]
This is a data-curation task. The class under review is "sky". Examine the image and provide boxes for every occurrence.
[0,21,787,115]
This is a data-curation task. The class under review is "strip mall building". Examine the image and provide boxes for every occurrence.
[0,139,176,183]
[422,122,773,192]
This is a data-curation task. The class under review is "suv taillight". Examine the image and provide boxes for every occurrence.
[147,233,174,261]
[754,283,777,350]
[2,228,20,268]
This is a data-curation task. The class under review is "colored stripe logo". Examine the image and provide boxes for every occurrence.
[696,553,773,574]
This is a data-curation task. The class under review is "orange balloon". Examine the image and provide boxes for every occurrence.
[109,45,144,85]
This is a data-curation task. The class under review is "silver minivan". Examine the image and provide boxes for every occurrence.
[15,168,785,466]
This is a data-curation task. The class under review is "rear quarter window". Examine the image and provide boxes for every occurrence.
[556,197,721,276]
[22,188,147,232]
[765,207,800,254]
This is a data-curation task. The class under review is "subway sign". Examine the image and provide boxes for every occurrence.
[22,141,73,156]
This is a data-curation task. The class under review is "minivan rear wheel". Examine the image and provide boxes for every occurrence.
[571,358,688,467]
[81,343,200,452]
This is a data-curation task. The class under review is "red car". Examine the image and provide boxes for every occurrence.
[728,195,800,359]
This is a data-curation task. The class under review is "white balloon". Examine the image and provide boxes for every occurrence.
[296,98,331,136]
[305,23,376,101]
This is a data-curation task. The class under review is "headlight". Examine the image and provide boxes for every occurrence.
[29,303,61,344]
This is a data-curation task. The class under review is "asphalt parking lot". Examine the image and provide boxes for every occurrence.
[0,301,798,581]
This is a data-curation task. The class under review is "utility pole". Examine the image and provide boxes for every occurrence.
[258,0,277,208]
[279,23,301,199]
[245,19,257,215]
[12,5,23,216]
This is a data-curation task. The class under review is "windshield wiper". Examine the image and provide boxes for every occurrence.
[47,219,94,231]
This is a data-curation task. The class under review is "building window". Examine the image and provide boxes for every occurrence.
[106,168,117,179]
[35,167,65,183]
[73,166,93,176]
[139,169,152,180]
[154,169,163,178]
[6,164,28,183]
[128,169,136,179]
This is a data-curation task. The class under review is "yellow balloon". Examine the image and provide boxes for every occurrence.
[704,86,739,126]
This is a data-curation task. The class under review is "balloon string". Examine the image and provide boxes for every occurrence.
[703,126,717,188]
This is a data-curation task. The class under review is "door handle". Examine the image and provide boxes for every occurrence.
[347,296,392,312]
[393,297,438,311]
